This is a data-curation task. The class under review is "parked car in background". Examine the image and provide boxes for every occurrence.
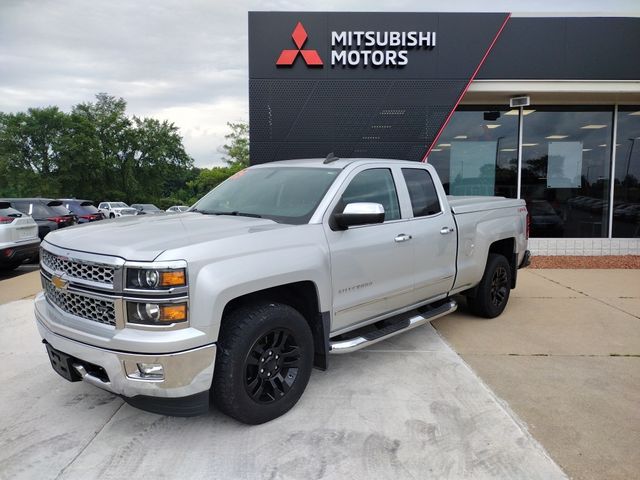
[1,198,76,239]
[131,204,164,215]
[0,201,40,271]
[166,205,190,213]
[98,202,138,218]
[60,199,104,223]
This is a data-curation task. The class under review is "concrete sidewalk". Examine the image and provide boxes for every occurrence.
[433,269,640,480]
[0,266,40,304]
[0,299,565,480]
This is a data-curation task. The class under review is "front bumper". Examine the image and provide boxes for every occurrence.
[35,302,216,416]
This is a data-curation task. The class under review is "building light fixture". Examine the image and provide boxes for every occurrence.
[437,143,451,147]
[629,111,640,116]
[522,143,538,147]
[599,144,607,147]
[582,148,592,152]
[430,148,442,152]
[580,124,607,129]
[500,148,517,152]
[454,135,467,139]
[546,135,569,139]
[504,109,535,116]
[485,124,501,129]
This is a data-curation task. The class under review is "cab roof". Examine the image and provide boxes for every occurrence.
[250,158,424,169]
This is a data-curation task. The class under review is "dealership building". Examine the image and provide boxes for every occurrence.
[248,12,640,255]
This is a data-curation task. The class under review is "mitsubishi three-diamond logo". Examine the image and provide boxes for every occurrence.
[276,22,323,67]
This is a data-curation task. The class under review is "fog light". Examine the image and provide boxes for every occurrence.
[137,363,164,379]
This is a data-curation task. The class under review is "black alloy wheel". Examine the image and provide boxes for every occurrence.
[244,328,301,403]
[490,265,509,308]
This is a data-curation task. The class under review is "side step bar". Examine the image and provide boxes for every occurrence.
[329,299,457,354]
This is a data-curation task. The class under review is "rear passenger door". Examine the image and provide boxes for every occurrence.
[400,167,457,304]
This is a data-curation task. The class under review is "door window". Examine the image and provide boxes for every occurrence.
[402,168,442,217]
[340,168,400,221]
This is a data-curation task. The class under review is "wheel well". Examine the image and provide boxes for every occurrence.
[488,237,517,288]
[221,281,329,370]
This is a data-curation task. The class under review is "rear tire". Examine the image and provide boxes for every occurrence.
[466,253,512,319]
[212,302,314,424]
[109,213,115,219]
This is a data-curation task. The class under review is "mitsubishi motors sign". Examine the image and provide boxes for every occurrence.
[249,11,510,164]
[330,30,436,67]
[275,20,437,68]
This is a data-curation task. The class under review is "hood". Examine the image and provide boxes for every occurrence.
[44,212,291,261]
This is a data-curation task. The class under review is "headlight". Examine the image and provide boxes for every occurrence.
[126,268,186,289]
[127,302,188,324]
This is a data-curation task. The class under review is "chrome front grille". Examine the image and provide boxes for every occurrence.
[43,278,116,326]
[41,249,115,285]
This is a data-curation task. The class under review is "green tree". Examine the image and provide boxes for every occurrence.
[71,93,193,203]
[0,106,68,196]
[221,121,249,167]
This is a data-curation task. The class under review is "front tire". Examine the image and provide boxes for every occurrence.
[466,253,512,319]
[212,302,314,424]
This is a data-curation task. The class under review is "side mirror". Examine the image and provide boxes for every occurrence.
[333,202,385,230]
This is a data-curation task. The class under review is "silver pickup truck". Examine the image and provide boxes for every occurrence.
[35,158,530,424]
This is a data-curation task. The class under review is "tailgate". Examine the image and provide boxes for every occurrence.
[8,217,39,242]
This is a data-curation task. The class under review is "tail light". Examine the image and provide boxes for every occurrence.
[0,216,15,224]
[526,211,531,240]
[48,216,73,224]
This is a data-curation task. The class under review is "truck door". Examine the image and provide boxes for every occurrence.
[399,167,457,303]
[323,167,415,334]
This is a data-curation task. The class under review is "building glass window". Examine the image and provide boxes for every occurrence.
[520,107,613,238]
[428,106,518,198]
[612,106,640,238]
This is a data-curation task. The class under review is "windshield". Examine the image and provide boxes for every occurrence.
[111,202,128,208]
[141,204,161,211]
[192,167,340,224]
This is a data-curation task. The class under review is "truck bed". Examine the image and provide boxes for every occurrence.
[447,196,524,215]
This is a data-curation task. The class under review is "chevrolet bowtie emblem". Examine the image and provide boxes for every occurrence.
[52,275,68,290]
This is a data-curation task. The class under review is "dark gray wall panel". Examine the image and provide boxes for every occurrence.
[249,12,509,164]
[478,17,640,80]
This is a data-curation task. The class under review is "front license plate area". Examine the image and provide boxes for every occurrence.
[45,343,81,382]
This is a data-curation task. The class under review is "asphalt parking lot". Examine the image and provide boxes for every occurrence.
[0,277,567,480]
[1,268,638,480]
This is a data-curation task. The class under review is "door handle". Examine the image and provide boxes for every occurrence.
[394,234,412,243]
[440,227,454,235]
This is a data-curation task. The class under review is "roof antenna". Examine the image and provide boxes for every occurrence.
[324,152,339,164]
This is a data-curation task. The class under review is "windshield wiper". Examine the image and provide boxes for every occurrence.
[212,211,262,218]
[190,208,215,215]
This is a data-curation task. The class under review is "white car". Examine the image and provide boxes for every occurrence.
[97,202,138,218]
[0,201,40,271]
[166,205,190,213]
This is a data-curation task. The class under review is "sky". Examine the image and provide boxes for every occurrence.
[1,0,638,168]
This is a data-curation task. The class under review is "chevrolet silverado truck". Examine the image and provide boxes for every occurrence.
[35,158,530,424]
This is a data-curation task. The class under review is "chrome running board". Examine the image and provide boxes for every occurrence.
[329,299,457,354]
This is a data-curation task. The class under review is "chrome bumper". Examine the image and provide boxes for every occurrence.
[35,304,216,402]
